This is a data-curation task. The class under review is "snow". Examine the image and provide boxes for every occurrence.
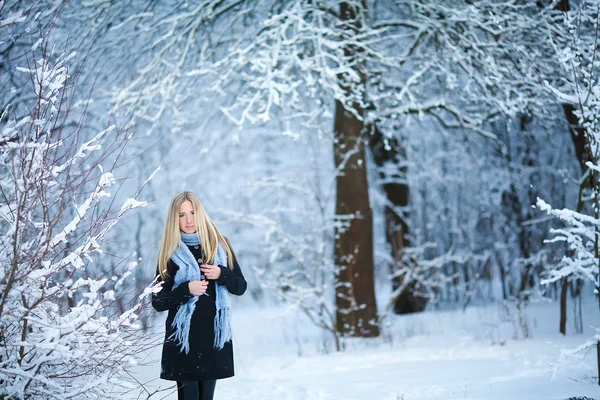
[127,299,600,400]
[120,198,148,212]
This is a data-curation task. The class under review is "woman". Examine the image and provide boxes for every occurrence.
[152,191,247,400]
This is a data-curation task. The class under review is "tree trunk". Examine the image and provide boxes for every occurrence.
[368,126,425,314]
[560,277,568,335]
[333,1,379,338]
[563,103,589,175]
[597,341,600,386]
[333,100,379,337]
[569,279,584,334]
[500,183,521,298]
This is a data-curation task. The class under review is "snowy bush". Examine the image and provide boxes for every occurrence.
[0,4,154,399]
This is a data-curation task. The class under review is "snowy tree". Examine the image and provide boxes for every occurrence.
[536,0,600,384]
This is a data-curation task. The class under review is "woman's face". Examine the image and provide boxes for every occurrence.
[179,200,197,234]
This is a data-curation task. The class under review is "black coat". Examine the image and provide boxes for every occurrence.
[151,244,247,381]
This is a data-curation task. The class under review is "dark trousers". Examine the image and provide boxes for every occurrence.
[176,380,217,400]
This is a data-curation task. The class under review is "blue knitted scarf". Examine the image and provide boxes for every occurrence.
[169,232,232,354]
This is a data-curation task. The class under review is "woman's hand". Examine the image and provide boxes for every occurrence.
[188,280,209,296]
[200,264,222,280]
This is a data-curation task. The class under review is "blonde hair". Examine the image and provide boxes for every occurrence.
[156,191,235,279]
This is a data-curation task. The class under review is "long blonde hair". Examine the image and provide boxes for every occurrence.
[157,191,235,279]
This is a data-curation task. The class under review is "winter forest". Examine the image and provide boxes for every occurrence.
[1,0,600,399]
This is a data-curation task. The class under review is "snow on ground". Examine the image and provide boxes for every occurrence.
[127,298,600,400]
